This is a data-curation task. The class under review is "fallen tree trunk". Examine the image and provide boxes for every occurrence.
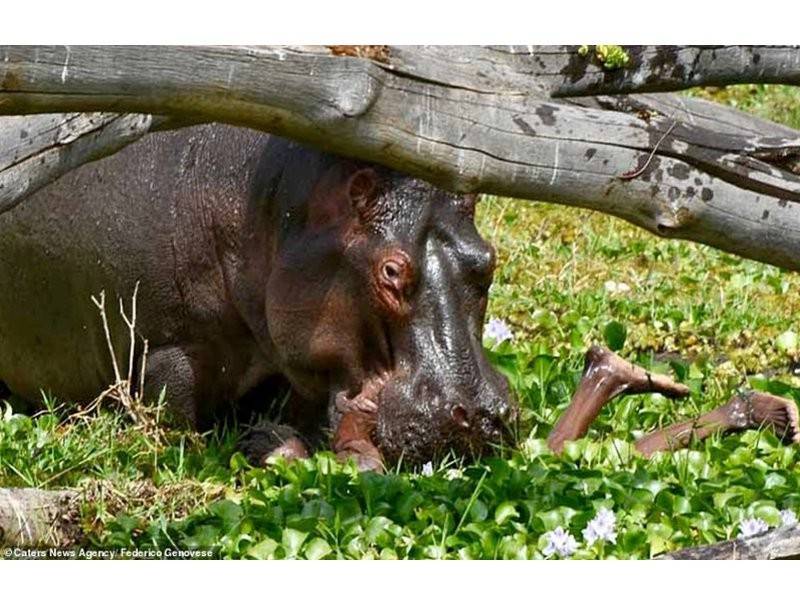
[0,487,80,548]
[657,525,800,560]
[1,46,800,270]
[0,113,167,214]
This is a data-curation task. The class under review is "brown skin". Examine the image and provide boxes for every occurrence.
[548,346,800,456]
[0,124,513,470]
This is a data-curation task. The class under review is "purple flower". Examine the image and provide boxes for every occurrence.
[484,318,513,346]
[420,461,434,477]
[738,518,769,539]
[780,509,798,527]
[542,527,579,558]
[583,507,617,545]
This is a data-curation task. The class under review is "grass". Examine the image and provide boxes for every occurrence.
[2,85,800,559]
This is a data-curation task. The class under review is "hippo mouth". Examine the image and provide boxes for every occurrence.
[327,323,514,466]
[331,371,390,418]
[335,320,394,413]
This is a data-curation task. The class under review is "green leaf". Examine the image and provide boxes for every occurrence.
[209,500,243,532]
[365,516,395,545]
[751,504,782,527]
[494,502,519,525]
[603,321,627,351]
[247,537,279,559]
[646,522,673,555]
[672,496,692,515]
[469,499,489,523]
[536,507,577,531]
[281,528,308,558]
[229,452,250,472]
[304,537,333,560]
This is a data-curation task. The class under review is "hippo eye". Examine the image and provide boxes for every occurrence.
[383,261,402,283]
[375,252,413,315]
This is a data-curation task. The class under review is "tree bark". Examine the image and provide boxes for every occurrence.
[0,112,167,214]
[657,525,800,560]
[387,45,800,97]
[1,46,800,270]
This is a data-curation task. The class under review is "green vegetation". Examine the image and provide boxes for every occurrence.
[2,85,800,559]
[577,44,630,70]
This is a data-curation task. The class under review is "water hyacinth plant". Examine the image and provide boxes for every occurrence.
[542,527,579,558]
[738,518,770,539]
[484,317,513,346]
[583,507,617,545]
[3,85,800,559]
[780,509,798,527]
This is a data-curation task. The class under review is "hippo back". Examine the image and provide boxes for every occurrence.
[0,124,273,405]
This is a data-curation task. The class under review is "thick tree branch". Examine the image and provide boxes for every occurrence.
[386,45,800,97]
[0,112,166,214]
[1,46,800,271]
[566,92,800,139]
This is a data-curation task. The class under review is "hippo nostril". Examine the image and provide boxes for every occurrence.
[451,404,470,429]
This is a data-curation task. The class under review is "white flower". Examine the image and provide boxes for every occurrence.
[542,527,579,558]
[444,468,464,480]
[484,318,513,346]
[582,507,617,545]
[420,461,434,477]
[780,509,798,527]
[738,517,770,539]
[604,280,631,295]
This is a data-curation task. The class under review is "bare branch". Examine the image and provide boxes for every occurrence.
[90,290,121,385]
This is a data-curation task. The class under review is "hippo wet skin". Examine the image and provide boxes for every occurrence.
[1,123,797,472]
[0,123,513,470]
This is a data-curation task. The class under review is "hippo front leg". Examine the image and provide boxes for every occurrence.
[238,421,310,465]
[143,345,204,427]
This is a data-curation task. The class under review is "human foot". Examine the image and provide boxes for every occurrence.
[723,391,800,444]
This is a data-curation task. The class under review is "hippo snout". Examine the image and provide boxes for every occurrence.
[450,387,515,441]
[375,366,515,465]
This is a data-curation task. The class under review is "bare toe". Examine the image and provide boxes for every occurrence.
[747,391,800,444]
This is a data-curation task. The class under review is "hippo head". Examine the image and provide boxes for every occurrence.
[263,144,514,465]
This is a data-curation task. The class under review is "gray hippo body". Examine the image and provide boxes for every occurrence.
[0,124,276,425]
[0,123,512,467]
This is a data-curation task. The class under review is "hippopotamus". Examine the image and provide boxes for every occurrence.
[1,123,797,472]
[0,123,513,470]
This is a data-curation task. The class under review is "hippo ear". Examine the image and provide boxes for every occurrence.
[347,168,381,221]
